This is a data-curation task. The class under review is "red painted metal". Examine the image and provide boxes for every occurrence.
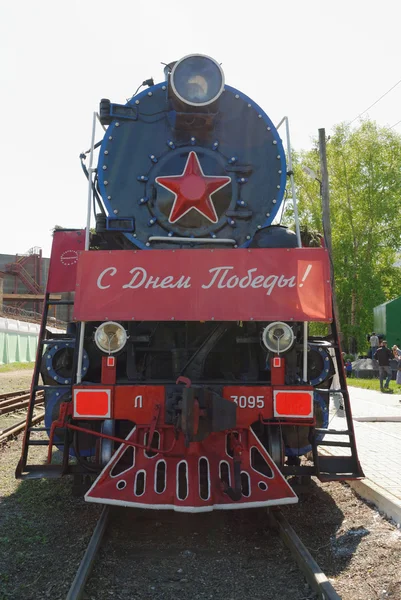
[71,384,275,426]
[66,423,178,454]
[70,384,319,426]
[73,389,111,418]
[223,386,273,426]
[271,356,285,385]
[85,426,298,511]
[73,248,332,322]
[47,401,73,463]
[176,376,191,388]
[155,151,231,224]
[47,384,310,509]
[114,386,165,422]
[101,356,116,385]
[72,385,166,423]
[273,388,314,419]
[47,229,85,293]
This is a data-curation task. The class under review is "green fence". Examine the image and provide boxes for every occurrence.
[0,317,40,365]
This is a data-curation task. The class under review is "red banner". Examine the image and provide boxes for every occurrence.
[47,229,85,293]
[73,248,332,322]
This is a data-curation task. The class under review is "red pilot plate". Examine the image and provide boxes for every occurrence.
[73,389,111,418]
[273,390,313,418]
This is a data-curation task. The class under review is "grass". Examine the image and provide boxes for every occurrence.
[0,362,35,373]
[347,377,401,393]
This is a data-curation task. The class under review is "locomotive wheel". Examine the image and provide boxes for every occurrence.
[267,428,284,468]
[100,420,115,466]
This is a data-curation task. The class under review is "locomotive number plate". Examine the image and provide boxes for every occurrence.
[230,395,265,409]
[223,386,273,426]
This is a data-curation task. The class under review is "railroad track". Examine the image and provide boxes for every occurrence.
[66,507,341,600]
[272,510,341,599]
[0,388,30,400]
[0,389,44,415]
[0,389,44,443]
[1,390,340,598]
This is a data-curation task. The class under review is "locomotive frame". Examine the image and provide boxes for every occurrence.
[16,54,363,512]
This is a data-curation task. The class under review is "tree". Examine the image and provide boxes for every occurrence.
[284,121,401,352]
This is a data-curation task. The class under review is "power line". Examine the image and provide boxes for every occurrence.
[390,119,401,129]
[349,77,401,125]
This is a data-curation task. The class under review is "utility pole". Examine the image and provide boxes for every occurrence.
[318,129,333,258]
[318,128,341,334]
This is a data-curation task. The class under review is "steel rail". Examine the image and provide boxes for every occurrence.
[0,392,44,411]
[64,507,338,599]
[271,510,341,600]
[66,506,110,600]
[0,389,30,401]
[0,412,45,443]
[0,399,44,415]
[0,393,31,408]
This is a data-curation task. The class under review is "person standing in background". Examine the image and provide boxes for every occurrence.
[370,332,379,358]
[374,341,393,392]
[392,345,401,389]
[392,345,401,359]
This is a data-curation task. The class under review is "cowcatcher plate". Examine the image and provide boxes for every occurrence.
[85,426,298,512]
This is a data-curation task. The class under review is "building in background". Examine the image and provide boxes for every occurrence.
[0,249,70,366]
[0,248,73,325]
[374,296,401,349]
[0,316,40,365]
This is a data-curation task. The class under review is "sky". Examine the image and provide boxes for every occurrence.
[1,0,401,258]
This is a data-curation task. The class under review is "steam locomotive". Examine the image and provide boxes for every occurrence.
[17,54,363,510]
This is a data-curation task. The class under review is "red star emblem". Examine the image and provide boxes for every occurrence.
[155,151,231,224]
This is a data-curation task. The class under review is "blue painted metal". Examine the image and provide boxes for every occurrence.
[97,81,287,249]
[294,344,334,387]
[309,346,333,387]
[44,342,89,386]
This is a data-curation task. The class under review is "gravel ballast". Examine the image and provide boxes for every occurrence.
[1,370,400,599]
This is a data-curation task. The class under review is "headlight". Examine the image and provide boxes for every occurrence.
[262,322,294,354]
[94,321,127,354]
[170,54,224,107]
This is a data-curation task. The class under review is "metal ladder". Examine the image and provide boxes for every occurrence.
[311,318,364,481]
[15,293,75,479]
